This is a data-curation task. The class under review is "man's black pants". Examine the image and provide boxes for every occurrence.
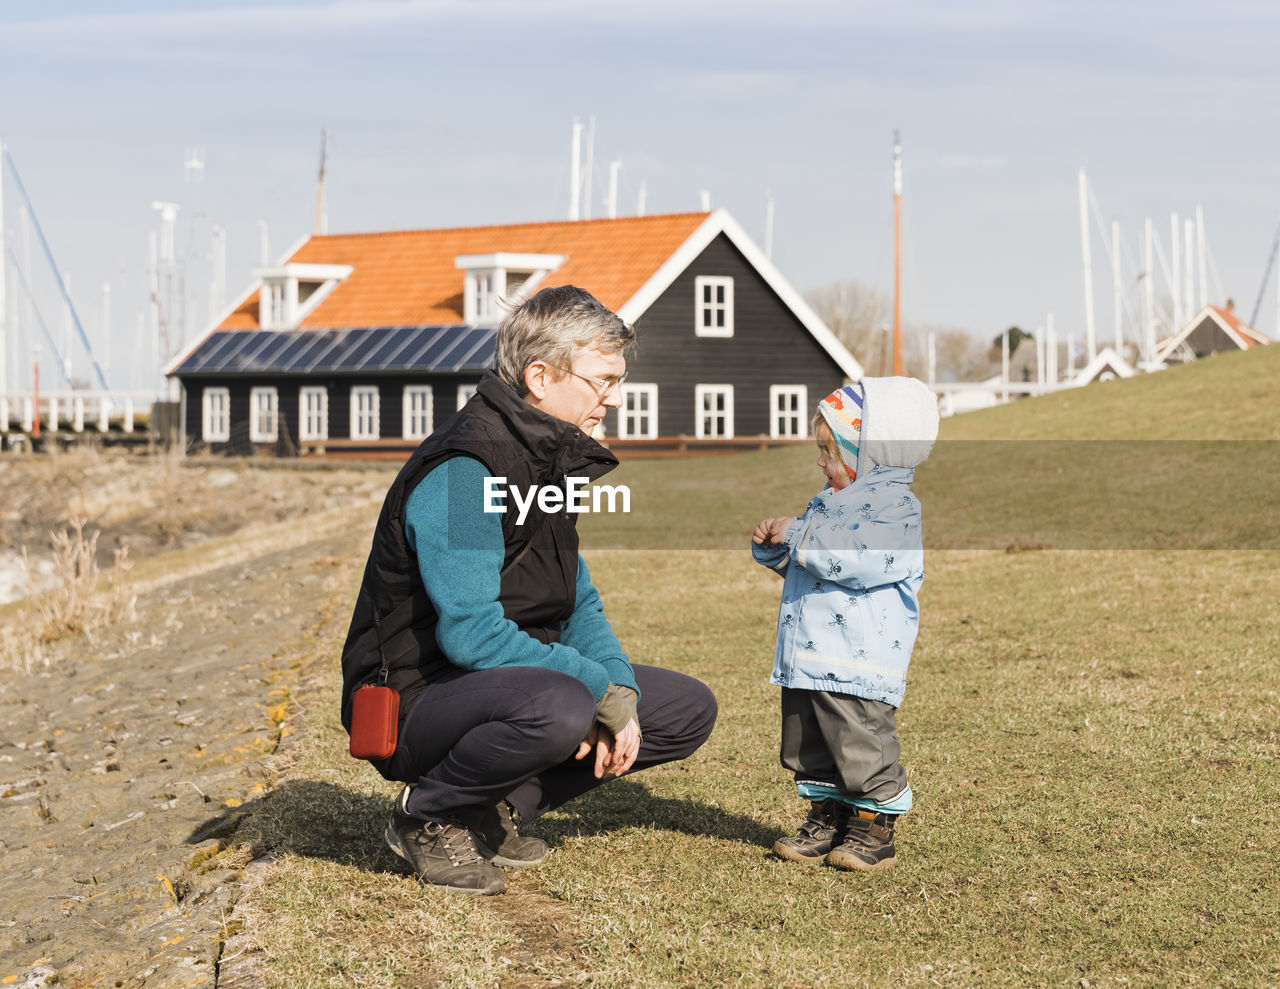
[385,664,717,823]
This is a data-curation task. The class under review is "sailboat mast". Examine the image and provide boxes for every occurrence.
[893,130,902,376]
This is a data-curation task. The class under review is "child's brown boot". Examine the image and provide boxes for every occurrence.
[773,800,850,864]
[826,809,896,871]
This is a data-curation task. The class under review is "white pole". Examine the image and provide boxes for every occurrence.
[1047,313,1058,386]
[1184,219,1195,321]
[699,189,711,212]
[1066,327,1076,380]
[101,280,111,383]
[1144,217,1156,364]
[62,271,73,383]
[568,118,582,221]
[211,221,226,321]
[1112,219,1123,354]
[1033,326,1043,389]
[258,219,270,265]
[1196,205,1207,309]
[21,204,32,384]
[134,311,145,391]
[582,116,595,221]
[1171,212,1181,329]
[0,136,6,396]
[764,197,775,261]
[607,159,621,220]
[1001,330,1010,403]
[1078,169,1097,362]
[149,231,161,391]
[636,180,647,217]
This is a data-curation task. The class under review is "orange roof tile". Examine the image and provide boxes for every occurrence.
[1209,304,1269,347]
[218,213,709,331]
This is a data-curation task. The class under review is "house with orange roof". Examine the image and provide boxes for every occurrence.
[166,209,862,455]
[1156,302,1271,365]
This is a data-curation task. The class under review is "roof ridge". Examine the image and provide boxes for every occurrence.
[305,211,712,242]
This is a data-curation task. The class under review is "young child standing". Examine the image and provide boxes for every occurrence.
[751,377,939,871]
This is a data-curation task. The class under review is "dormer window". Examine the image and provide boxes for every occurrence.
[254,263,353,330]
[456,252,566,326]
[474,272,497,323]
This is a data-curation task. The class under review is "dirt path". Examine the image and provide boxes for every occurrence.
[0,508,371,987]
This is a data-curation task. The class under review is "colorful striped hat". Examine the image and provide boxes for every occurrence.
[817,383,863,481]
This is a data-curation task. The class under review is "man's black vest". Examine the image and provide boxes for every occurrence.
[339,371,619,735]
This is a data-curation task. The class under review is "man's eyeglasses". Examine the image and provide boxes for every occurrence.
[551,364,628,396]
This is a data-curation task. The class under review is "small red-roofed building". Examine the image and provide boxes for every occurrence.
[167,210,860,456]
[1156,302,1271,366]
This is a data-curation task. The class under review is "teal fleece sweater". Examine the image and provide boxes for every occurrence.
[403,455,637,702]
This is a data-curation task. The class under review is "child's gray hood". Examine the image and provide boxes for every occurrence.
[855,376,940,477]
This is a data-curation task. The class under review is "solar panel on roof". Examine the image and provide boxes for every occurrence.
[446,328,497,371]
[212,331,273,372]
[430,329,482,370]
[271,331,322,371]
[336,328,394,371]
[231,330,289,371]
[174,325,494,376]
[246,332,298,371]
[359,326,412,369]
[308,328,358,371]
[465,336,497,370]
[180,332,239,373]
[282,329,342,372]
[402,327,463,368]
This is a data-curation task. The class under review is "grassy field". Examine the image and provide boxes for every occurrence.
[230,344,1280,987]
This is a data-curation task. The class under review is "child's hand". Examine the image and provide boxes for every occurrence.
[753,517,795,545]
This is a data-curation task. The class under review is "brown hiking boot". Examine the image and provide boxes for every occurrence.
[826,809,897,871]
[456,800,549,868]
[384,787,506,894]
[773,800,851,864]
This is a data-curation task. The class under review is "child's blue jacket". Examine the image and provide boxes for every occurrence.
[751,463,923,707]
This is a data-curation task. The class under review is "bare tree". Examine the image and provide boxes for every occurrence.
[806,280,890,369]
[808,279,984,380]
[930,327,997,382]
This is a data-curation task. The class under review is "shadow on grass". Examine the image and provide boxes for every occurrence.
[186,776,778,874]
[522,778,780,849]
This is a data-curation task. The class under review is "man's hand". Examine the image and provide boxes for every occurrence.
[752,516,794,546]
[574,719,641,779]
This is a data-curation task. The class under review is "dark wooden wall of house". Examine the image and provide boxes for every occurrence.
[612,233,847,438]
[1186,319,1236,359]
[180,374,483,455]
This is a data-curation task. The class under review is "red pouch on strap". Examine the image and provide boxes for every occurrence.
[349,684,399,760]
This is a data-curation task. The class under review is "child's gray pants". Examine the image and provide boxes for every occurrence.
[780,687,908,804]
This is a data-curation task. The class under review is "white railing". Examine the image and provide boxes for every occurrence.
[0,391,158,440]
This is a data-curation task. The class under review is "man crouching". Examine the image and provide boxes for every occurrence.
[339,285,717,894]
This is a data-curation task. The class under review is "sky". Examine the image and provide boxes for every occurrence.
[2,0,1279,391]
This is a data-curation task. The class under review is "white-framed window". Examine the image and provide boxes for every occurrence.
[403,385,433,440]
[694,384,734,439]
[456,383,478,410]
[249,387,279,442]
[202,387,230,443]
[770,385,808,439]
[618,384,658,440]
[694,275,734,337]
[350,385,380,440]
[299,386,328,441]
[263,280,290,329]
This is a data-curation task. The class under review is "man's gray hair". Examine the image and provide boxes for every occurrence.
[494,285,636,395]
